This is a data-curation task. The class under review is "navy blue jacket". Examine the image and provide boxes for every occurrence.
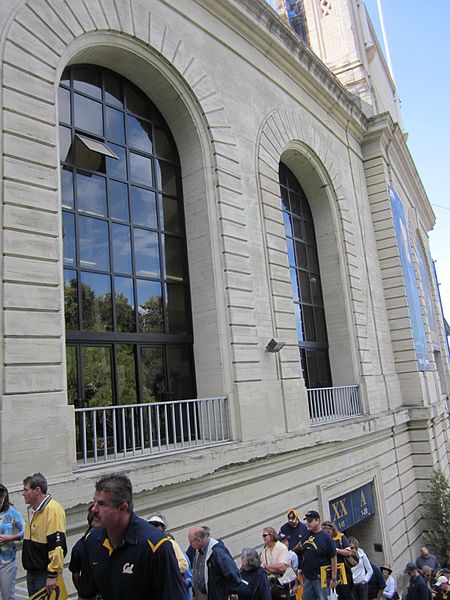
[82,512,186,599]
[206,540,242,600]
[368,563,386,599]
[406,574,432,600]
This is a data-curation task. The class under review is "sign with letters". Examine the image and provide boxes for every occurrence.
[329,482,375,531]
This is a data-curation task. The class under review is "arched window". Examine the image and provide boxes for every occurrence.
[59,66,196,414]
[279,163,331,388]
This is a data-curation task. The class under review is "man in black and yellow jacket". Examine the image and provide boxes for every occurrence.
[22,472,67,597]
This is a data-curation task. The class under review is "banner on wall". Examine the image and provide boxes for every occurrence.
[329,482,375,531]
[389,186,430,371]
[415,238,438,343]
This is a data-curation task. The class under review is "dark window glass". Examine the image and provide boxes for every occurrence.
[305,350,320,389]
[304,220,316,245]
[126,84,151,119]
[167,346,194,400]
[74,94,103,136]
[59,87,71,124]
[296,241,307,268]
[82,346,112,406]
[107,144,127,180]
[64,269,78,331]
[166,284,187,334]
[156,160,177,195]
[106,106,125,143]
[81,271,112,331]
[140,347,165,403]
[310,275,322,306]
[299,270,312,304]
[302,304,315,341]
[164,236,185,282]
[279,162,331,388]
[74,136,105,173]
[307,245,318,273]
[66,346,78,405]
[315,308,327,344]
[61,168,74,209]
[134,229,160,278]
[116,344,137,404]
[112,223,132,274]
[79,216,110,271]
[280,187,289,212]
[73,67,102,99]
[131,187,157,228]
[63,212,76,265]
[161,196,181,233]
[109,180,129,222]
[127,115,152,153]
[105,73,123,107]
[137,280,163,333]
[293,217,303,240]
[154,128,177,161]
[130,152,152,186]
[77,172,107,217]
[289,191,301,215]
[115,276,135,332]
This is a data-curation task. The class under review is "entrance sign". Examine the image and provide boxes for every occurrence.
[329,482,375,531]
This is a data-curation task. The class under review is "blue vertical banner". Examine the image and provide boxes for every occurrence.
[389,186,430,371]
[415,238,438,341]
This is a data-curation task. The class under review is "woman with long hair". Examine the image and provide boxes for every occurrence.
[349,537,373,600]
[0,484,25,600]
[322,521,354,600]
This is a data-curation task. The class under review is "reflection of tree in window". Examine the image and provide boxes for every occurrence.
[83,347,112,407]
[66,346,78,404]
[59,65,196,412]
[140,348,165,403]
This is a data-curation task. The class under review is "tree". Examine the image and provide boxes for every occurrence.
[422,468,450,562]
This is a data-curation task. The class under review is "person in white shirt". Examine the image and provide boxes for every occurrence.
[349,537,373,600]
[380,564,397,600]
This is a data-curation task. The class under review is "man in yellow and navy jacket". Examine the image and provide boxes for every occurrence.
[22,472,67,597]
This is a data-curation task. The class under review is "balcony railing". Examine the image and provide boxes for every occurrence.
[308,385,361,425]
[74,396,230,466]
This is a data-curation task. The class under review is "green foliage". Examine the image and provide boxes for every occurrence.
[423,468,450,561]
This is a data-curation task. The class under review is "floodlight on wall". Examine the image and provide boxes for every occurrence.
[266,338,286,353]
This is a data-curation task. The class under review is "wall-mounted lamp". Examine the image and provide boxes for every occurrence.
[265,338,286,353]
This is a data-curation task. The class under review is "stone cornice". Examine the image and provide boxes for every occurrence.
[363,112,435,231]
[194,0,368,138]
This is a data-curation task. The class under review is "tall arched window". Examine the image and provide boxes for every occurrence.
[59,66,196,414]
[279,163,331,388]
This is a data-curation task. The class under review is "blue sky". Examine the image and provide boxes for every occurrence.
[364,0,450,321]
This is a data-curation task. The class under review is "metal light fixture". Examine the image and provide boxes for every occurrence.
[265,338,286,353]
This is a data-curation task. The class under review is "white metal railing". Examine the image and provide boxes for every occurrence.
[74,397,230,466]
[308,385,361,425]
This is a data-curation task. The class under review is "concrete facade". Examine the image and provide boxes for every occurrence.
[0,0,449,588]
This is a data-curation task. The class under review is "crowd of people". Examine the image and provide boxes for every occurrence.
[0,473,448,600]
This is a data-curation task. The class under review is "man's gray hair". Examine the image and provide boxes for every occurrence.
[242,547,261,570]
[23,472,48,494]
[95,473,133,512]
